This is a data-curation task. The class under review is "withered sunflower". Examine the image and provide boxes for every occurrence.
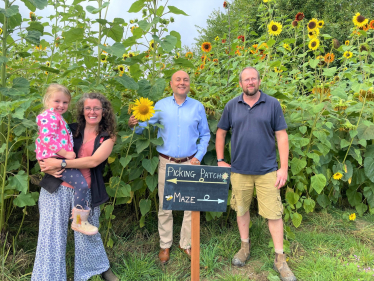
[307,18,318,31]
[132,98,155,122]
[292,20,298,27]
[359,45,368,52]
[353,13,368,27]
[332,39,340,49]
[295,12,304,21]
[324,53,335,63]
[268,20,282,36]
[343,51,353,59]
[308,38,320,51]
[318,20,324,28]
[201,42,212,52]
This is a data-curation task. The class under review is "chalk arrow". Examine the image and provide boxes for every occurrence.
[166,178,226,184]
[197,198,225,204]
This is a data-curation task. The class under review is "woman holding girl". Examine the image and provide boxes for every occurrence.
[32,85,118,281]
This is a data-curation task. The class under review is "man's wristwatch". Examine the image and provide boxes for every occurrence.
[217,159,225,163]
[61,159,67,168]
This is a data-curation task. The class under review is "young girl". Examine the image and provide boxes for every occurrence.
[35,84,98,235]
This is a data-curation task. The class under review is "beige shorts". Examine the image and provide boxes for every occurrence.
[230,171,283,219]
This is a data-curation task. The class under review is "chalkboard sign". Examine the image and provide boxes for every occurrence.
[163,164,231,212]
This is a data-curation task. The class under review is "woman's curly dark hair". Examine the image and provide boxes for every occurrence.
[74,92,116,138]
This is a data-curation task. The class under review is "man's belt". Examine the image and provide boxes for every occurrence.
[159,152,196,163]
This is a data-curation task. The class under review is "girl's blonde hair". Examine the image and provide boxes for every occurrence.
[43,83,71,109]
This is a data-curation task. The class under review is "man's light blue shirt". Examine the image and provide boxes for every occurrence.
[135,95,210,162]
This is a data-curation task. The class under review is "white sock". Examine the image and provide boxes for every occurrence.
[241,238,249,243]
[275,248,283,254]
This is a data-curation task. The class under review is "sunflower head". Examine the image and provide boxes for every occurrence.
[318,20,324,28]
[353,13,368,27]
[283,43,291,51]
[308,38,320,51]
[332,39,340,49]
[118,65,125,72]
[223,1,228,8]
[101,55,107,63]
[250,44,258,54]
[46,61,51,67]
[295,12,304,21]
[131,26,138,34]
[359,23,369,31]
[149,40,156,50]
[359,44,368,52]
[0,28,2,35]
[44,71,48,75]
[370,20,374,29]
[29,12,36,21]
[200,64,205,70]
[308,28,319,39]
[174,52,180,59]
[308,18,318,31]
[324,53,335,64]
[237,35,245,42]
[343,51,353,59]
[185,52,193,59]
[132,97,155,122]
[123,53,128,60]
[201,42,212,52]
[129,52,134,58]
[268,20,282,36]
[160,63,165,70]
[345,40,349,46]
[292,20,298,27]
[221,39,226,43]
[215,36,219,41]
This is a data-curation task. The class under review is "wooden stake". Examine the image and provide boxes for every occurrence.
[191,211,200,281]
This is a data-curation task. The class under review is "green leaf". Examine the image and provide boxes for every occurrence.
[138,17,160,32]
[303,198,315,213]
[7,170,28,194]
[0,56,8,64]
[310,174,326,194]
[99,42,126,58]
[118,183,131,198]
[146,174,158,192]
[129,167,143,181]
[167,6,188,16]
[103,24,124,42]
[347,189,362,207]
[123,36,138,47]
[357,122,374,140]
[139,199,151,216]
[149,78,166,100]
[128,0,145,13]
[131,178,144,192]
[356,203,367,216]
[130,64,142,81]
[364,157,374,183]
[137,79,151,97]
[39,66,60,74]
[160,35,177,52]
[26,21,44,34]
[316,194,329,208]
[290,157,306,175]
[151,137,164,146]
[299,126,307,134]
[115,75,139,90]
[170,31,181,48]
[142,156,159,175]
[13,192,39,207]
[62,28,84,45]
[119,155,131,168]
[340,139,350,149]
[323,67,337,77]
[12,77,30,94]
[136,139,150,154]
[156,5,164,16]
[173,57,194,68]
[291,212,302,228]
[266,38,276,47]
[286,191,299,205]
[21,0,48,10]
[86,2,109,14]
[0,5,19,17]
[25,30,41,45]
[330,85,347,99]
[309,59,319,68]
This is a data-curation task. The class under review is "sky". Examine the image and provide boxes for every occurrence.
[13,0,224,49]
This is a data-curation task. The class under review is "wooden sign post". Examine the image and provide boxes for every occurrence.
[163,164,231,281]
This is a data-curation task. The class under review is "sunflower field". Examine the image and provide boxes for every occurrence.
[1,0,374,249]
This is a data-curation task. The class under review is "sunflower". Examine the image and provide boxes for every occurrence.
[250,44,258,54]
[215,36,219,41]
[332,172,343,180]
[128,52,135,57]
[132,98,155,122]
[221,39,226,43]
[268,20,282,36]
[263,0,269,2]
[223,1,228,8]
[308,38,320,50]
[0,27,2,35]
[318,20,324,28]
[101,55,108,63]
[44,71,48,75]
[123,53,128,60]
[185,52,193,59]
[370,20,374,29]
[29,12,36,21]
[237,35,245,42]
[201,55,206,61]
[46,61,51,67]
[129,20,134,24]
[360,44,368,52]
[200,64,205,70]
[292,20,298,27]
[349,213,356,221]
[213,58,219,65]
[343,51,353,59]
[308,28,319,39]
[195,71,200,76]
[345,40,349,46]
[324,53,335,63]
[201,42,212,52]
[283,43,291,51]
[307,18,318,31]
[332,39,340,49]
[149,40,156,50]
[274,67,283,73]
[131,26,138,34]
[295,12,304,21]
[160,63,165,70]
[118,65,124,72]
[359,23,369,31]
[352,13,368,28]
[235,49,241,56]
[174,52,180,59]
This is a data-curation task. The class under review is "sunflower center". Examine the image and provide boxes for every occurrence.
[271,25,278,31]
[308,22,316,29]
[357,15,365,23]
[204,45,209,50]
[311,41,316,47]
[138,104,149,115]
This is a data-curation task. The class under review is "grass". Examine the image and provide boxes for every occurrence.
[1,206,374,281]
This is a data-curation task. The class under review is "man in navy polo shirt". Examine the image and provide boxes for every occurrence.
[216,67,296,281]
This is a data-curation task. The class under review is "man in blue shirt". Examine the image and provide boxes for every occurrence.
[128,70,210,264]
[216,67,296,281]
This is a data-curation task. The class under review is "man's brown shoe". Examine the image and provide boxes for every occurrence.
[159,248,170,264]
[178,245,191,259]
[232,240,251,267]
[273,253,297,281]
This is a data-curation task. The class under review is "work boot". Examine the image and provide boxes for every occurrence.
[71,206,98,235]
[273,253,297,281]
[232,240,251,266]
[159,248,170,264]
[101,268,119,281]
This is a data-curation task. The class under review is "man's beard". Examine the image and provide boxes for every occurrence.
[243,86,259,96]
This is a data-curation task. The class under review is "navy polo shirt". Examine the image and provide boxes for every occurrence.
[217,91,287,175]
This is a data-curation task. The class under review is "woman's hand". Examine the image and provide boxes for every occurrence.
[39,158,63,172]
[39,160,65,178]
